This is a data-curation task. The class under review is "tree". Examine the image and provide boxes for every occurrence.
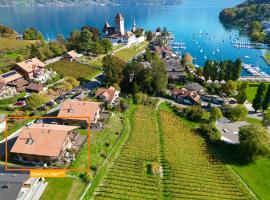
[252,82,267,112]
[250,21,263,33]
[26,93,46,110]
[199,124,221,143]
[81,25,100,42]
[67,29,81,50]
[262,85,270,111]
[222,80,237,97]
[203,60,212,81]
[78,30,94,54]
[145,47,152,61]
[65,76,79,88]
[92,42,104,55]
[56,34,65,44]
[195,68,203,77]
[239,125,270,162]
[23,28,44,40]
[236,82,247,104]
[182,106,205,122]
[226,104,248,121]
[232,58,242,81]
[100,38,112,53]
[210,107,223,122]
[182,53,193,65]
[103,55,125,86]
[151,54,167,94]
[263,110,270,127]
[145,31,153,41]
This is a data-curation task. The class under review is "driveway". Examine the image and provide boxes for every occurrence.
[216,119,249,144]
[244,102,263,120]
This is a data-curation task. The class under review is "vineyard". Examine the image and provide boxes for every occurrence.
[159,110,253,199]
[90,106,254,199]
[93,105,162,199]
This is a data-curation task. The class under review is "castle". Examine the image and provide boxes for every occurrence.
[103,13,145,46]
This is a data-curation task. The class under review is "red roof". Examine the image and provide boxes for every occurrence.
[95,86,117,103]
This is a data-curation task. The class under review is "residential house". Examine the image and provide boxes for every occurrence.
[95,86,120,105]
[0,115,6,133]
[64,50,79,61]
[154,46,173,59]
[171,88,201,105]
[8,79,29,92]
[165,59,187,83]
[11,124,79,164]
[58,100,102,126]
[0,172,47,200]
[0,70,23,84]
[25,83,43,93]
[184,82,205,94]
[13,58,45,80]
[0,75,18,99]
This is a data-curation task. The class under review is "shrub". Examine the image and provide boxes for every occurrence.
[182,106,204,122]
[134,92,150,105]
[263,110,270,127]
[199,124,221,143]
[210,107,223,122]
[239,125,270,162]
[225,104,248,122]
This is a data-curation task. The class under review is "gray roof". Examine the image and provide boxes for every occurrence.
[185,82,204,92]
[0,173,29,200]
[164,59,184,72]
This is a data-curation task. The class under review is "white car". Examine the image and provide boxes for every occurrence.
[223,128,228,133]
[24,93,30,98]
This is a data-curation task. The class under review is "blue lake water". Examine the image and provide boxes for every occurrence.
[0,0,269,76]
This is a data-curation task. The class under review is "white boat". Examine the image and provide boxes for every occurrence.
[244,56,251,59]
[200,49,203,53]
[204,56,207,59]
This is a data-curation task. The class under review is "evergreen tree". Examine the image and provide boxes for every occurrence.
[232,58,242,81]
[262,85,270,111]
[252,82,267,112]
[203,60,212,81]
[236,82,248,104]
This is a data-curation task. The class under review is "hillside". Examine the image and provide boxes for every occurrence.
[219,0,270,43]
[0,0,182,7]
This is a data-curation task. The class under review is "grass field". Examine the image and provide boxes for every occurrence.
[114,41,148,62]
[0,38,36,50]
[46,60,100,81]
[246,82,270,102]
[40,178,87,200]
[92,105,161,199]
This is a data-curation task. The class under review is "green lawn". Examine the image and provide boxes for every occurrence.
[231,158,270,200]
[246,82,270,103]
[114,41,148,62]
[0,38,36,50]
[246,117,263,126]
[46,60,101,82]
[40,178,87,200]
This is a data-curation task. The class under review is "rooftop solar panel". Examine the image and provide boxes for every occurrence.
[1,71,17,78]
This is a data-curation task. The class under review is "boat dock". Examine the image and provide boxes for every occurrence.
[242,63,269,78]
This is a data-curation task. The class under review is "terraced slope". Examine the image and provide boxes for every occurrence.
[93,106,161,199]
[159,110,253,200]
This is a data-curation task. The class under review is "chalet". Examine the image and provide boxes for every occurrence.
[11,124,79,164]
[0,172,47,200]
[171,88,201,105]
[58,100,102,126]
[25,83,43,93]
[13,58,45,80]
[0,70,23,84]
[95,86,119,105]
[64,50,79,61]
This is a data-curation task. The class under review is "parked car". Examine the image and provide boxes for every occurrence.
[46,101,55,106]
[14,101,26,107]
[37,105,46,111]
[24,93,30,98]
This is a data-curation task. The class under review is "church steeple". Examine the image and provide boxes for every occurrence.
[132,18,136,32]
[115,13,125,35]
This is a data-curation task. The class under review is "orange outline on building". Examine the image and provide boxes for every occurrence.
[5,116,91,173]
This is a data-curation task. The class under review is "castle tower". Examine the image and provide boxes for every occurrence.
[115,13,125,35]
[132,18,136,32]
